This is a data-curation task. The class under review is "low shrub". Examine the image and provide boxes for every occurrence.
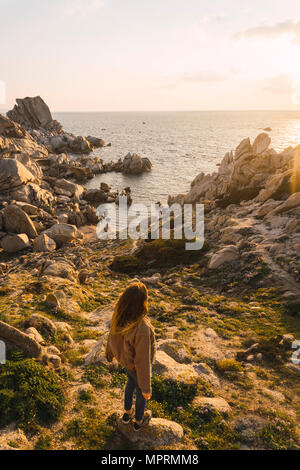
[261,416,298,450]
[110,239,210,273]
[0,358,65,430]
[216,359,244,373]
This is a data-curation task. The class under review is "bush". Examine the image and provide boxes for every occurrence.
[284,300,300,316]
[34,434,53,450]
[110,255,142,274]
[110,239,209,273]
[216,359,243,373]
[0,358,65,430]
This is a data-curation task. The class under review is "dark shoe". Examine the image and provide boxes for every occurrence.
[122,409,134,424]
[133,410,152,432]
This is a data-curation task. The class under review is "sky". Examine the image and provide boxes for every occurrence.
[1,0,300,111]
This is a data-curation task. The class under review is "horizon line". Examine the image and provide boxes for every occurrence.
[1,108,300,114]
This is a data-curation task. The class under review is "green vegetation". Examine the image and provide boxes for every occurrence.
[0,358,65,431]
[78,389,93,404]
[64,408,115,450]
[216,359,244,373]
[34,434,53,450]
[110,239,209,273]
[82,364,127,390]
[151,375,198,416]
[148,375,239,450]
[110,255,142,274]
[259,411,298,450]
[82,364,107,389]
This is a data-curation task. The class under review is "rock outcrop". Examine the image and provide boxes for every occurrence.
[6,97,107,155]
[0,114,48,159]
[117,416,184,447]
[0,320,42,357]
[2,204,38,238]
[208,245,239,269]
[0,158,36,190]
[122,153,152,175]
[169,133,299,208]
[1,233,30,252]
[7,96,62,132]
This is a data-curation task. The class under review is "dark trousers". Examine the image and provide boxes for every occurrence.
[124,369,146,421]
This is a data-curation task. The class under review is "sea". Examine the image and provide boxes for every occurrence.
[54,110,300,206]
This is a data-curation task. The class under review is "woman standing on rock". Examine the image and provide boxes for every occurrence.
[105,281,156,431]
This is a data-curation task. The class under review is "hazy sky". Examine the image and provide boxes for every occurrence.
[1,0,300,111]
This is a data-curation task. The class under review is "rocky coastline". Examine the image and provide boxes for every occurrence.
[0,99,299,451]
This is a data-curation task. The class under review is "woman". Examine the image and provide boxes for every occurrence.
[105,281,156,431]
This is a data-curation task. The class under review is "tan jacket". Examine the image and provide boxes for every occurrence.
[105,317,156,394]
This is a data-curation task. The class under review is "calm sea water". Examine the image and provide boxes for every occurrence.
[55,111,300,205]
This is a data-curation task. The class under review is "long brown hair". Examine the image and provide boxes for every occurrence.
[111,281,148,334]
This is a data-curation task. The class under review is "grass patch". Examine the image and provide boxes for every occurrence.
[64,408,115,450]
[34,434,53,450]
[82,364,107,389]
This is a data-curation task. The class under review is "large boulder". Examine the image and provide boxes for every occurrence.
[12,153,43,181]
[0,320,42,357]
[0,114,49,158]
[26,314,57,336]
[49,134,93,154]
[117,416,183,448]
[193,396,231,413]
[122,153,152,175]
[7,96,61,131]
[1,233,30,252]
[42,260,77,282]
[252,133,271,155]
[3,204,38,238]
[267,192,300,217]
[84,188,108,203]
[0,158,35,190]
[43,223,79,245]
[70,136,93,154]
[33,233,56,252]
[258,169,300,202]
[153,350,199,382]
[11,182,55,208]
[235,138,253,160]
[157,339,191,364]
[86,136,105,148]
[52,178,85,199]
[69,166,93,182]
[0,113,28,139]
[208,245,239,269]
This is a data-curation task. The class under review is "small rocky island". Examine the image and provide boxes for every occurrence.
[0,98,299,451]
